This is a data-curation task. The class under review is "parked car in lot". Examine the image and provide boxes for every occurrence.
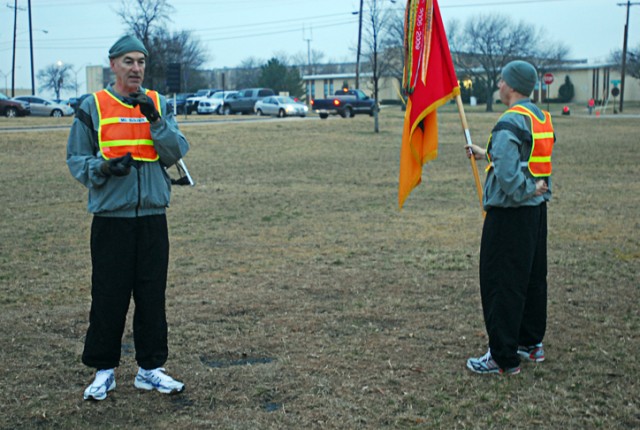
[68,93,92,114]
[255,96,308,118]
[221,88,275,115]
[197,91,237,115]
[185,89,221,114]
[167,92,194,114]
[0,92,30,117]
[13,96,74,117]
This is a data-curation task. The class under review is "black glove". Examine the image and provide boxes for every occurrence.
[128,92,160,123]
[101,152,134,177]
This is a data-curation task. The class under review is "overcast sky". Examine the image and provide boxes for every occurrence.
[1,0,638,97]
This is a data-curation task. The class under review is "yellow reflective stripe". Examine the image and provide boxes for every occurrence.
[530,156,551,163]
[94,92,102,122]
[147,90,162,116]
[532,132,554,139]
[100,117,149,126]
[101,117,120,126]
[100,139,154,147]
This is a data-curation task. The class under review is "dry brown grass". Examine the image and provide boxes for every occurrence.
[0,103,638,429]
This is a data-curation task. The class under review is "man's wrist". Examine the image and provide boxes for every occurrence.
[100,161,112,177]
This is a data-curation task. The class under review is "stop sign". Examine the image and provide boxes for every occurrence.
[543,73,554,85]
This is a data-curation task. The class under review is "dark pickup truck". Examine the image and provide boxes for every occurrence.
[310,89,376,119]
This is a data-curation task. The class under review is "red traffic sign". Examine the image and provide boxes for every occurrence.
[543,73,554,85]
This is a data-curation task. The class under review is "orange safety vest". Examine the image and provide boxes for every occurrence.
[94,89,162,162]
[486,105,555,177]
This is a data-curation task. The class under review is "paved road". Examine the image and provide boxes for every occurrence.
[0,115,315,133]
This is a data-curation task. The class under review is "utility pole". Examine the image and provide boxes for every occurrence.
[303,25,312,76]
[617,1,639,113]
[11,0,18,97]
[303,25,312,102]
[28,0,35,95]
[355,0,364,89]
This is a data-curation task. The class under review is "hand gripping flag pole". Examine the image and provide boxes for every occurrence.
[398,0,484,216]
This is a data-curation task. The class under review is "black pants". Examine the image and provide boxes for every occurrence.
[82,215,169,370]
[479,203,547,369]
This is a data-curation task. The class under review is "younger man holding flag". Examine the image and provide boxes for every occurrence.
[465,60,555,375]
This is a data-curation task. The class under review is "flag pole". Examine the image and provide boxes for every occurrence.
[454,94,484,216]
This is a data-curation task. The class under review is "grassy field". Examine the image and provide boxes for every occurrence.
[0,103,638,429]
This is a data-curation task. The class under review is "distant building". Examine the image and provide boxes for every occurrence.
[303,62,639,105]
[86,66,105,94]
[89,60,639,105]
[536,62,640,104]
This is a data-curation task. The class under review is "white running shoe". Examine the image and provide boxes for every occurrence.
[134,367,184,394]
[83,369,116,401]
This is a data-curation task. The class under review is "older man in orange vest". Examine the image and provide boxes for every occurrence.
[465,60,555,375]
[67,35,189,400]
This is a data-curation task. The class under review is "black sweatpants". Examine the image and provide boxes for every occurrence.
[479,203,547,369]
[82,214,169,370]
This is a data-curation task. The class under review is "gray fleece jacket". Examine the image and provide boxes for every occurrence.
[483,98,553,210]
[66,85,190,217]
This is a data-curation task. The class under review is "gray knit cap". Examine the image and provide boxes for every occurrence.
[501,60,538,96]
[108,35,148,59]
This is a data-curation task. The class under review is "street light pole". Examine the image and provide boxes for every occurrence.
[11,0,18,97]
[355,0,363,89]
[617,1,639,113]
[73,64,89,97]
[0,70,9,95]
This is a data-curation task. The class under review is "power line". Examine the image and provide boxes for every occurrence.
[0,16,359,52]
[443,0,584,7]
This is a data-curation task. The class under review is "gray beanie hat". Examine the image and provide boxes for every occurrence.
[501,60,538,96]
[108,35,148,59]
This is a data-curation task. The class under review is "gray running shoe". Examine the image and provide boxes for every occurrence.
[466,350,521,375]
[517,343,545,362]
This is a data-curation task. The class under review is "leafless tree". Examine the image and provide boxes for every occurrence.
[151,30,208,92]
[232,57,263,89]
[449,14,569,111]
[37,63,74,100]
[610,44,640,79]
[116,0,207,92]
[379,7,404,91]
[291,49,326,75]
[362,0,397,132]
[116,0,173,48]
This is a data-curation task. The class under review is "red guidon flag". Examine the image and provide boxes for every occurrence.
[398,0,460,208]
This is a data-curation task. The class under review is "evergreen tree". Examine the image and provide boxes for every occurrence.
[258,58,304,98]
[558,75,575,102]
